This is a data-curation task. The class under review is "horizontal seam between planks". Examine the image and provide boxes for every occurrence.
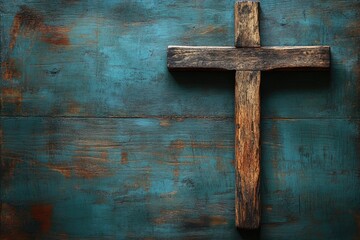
[0,115,358,120]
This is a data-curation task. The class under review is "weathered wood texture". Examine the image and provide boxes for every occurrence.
[1,0,359,239]
[235,71,261,229]
[234,1,261,230]
[167,46,330,71]
[235,1,260,47]
[1,118,359,239]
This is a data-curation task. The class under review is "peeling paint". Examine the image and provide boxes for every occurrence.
[9,5,70,50]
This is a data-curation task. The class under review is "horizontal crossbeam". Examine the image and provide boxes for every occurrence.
[167,46,330,71]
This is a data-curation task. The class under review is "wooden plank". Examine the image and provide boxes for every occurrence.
[235,1,260,47]
[234,1,261,230]
[0,1,357,119]
[235,71,261,229]
[0,1,359,239]
[167,46,330,71]
[0,117,236,239]
[1,117,359,239]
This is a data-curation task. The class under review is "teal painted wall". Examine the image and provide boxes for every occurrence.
[1,0,359,239]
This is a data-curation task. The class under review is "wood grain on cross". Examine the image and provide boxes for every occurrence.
[167,1,330,230]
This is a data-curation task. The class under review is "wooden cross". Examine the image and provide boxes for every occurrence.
[167,1,330,230]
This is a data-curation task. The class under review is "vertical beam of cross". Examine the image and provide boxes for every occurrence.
[167,1,330,230]
[234,1,261,229]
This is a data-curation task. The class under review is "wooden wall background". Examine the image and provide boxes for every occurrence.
[1,0,359,239]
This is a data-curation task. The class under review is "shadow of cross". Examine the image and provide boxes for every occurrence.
[167,1,330,230]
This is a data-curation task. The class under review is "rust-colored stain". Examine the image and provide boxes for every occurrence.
[46,163,72,178]
[1,88,23,104]
[71,145,112,179]
[41,140,117,179]
[169,140,185,180]
[9,5,70,50]
[191,141,212,149]
[100,151,108,160]
[67,102,81,114]
[121,151,128,164]
[152,209,188,225]
[31,204,53,233]
[45,158,112,179]
[2,58,21,80]
[73,158,112,179]
[169,140,185,150]
[40,26,70,46]
[182,215,227,228]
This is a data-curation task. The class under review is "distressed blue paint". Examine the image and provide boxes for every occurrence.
[0,0,358,118]
[1,0,359,239]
